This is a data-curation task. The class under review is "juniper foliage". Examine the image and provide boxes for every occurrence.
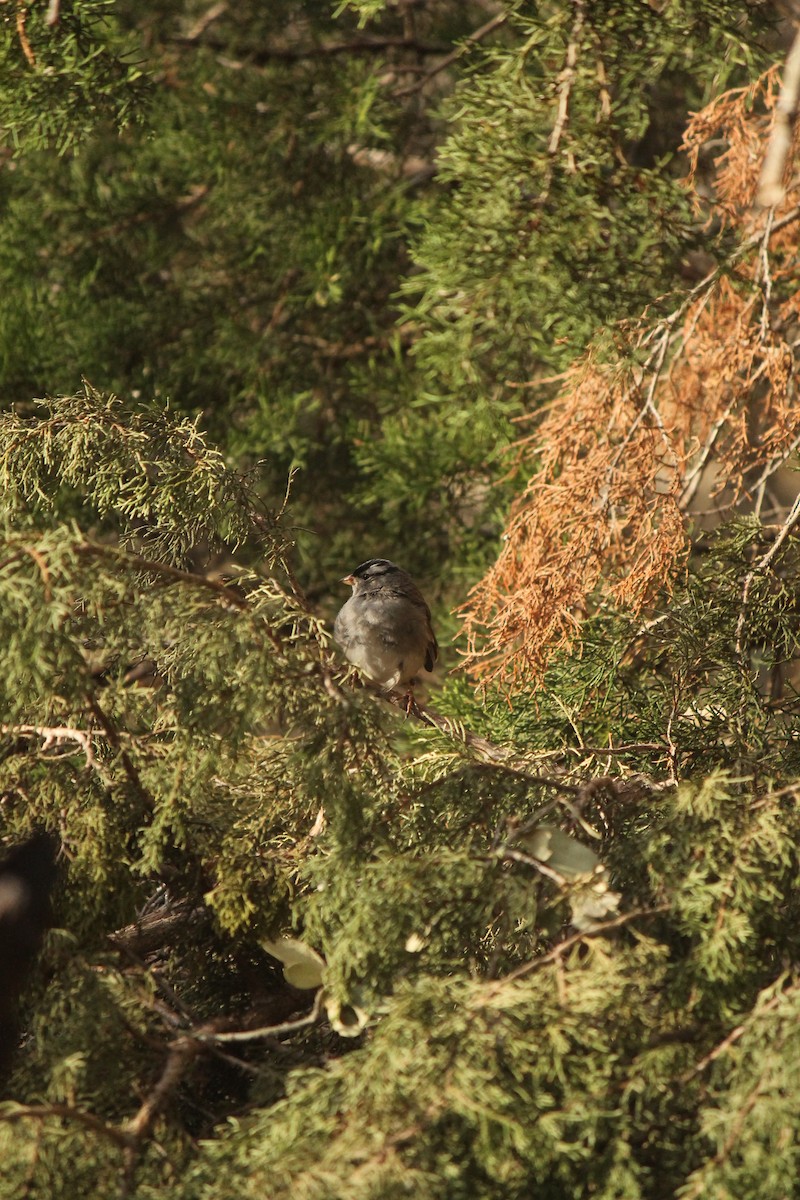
[2,4,800,1200]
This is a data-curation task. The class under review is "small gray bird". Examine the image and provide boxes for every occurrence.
[334,559,438,700]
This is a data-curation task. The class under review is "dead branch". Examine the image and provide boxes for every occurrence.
[758,207,775,339]
[547,0,586,158]
[1,724,95,766]
[198,988,324,1045]
[460,175,800,689]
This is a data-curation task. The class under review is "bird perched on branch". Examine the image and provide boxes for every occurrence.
[334,559,438,707]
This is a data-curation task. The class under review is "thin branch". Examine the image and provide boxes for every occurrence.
[390,693,587,795]
[15,2,36,68]
[757,26,800,207]
[197,989,324,1045]
[499,845,568,885]
[23,545,52,602]
[485,904,670,994]
[606,324,673,481]
[746,430,800,496]
[75,542,249,613]
[394,11,508,97]
[85,693,154,812]
[1,724,95,766]
[679,982,791,1084]
[758,207,775,341]
[0,1103,129,1148]
[679,395,740,507]
[648,204,800,351]
[547,0,586,158]
[59,185,210,259]
[176,31,450,60]
[122,1037,199,1145]
[680,1067,773,1200]
[183,0,227,42]
[561,741,664,757]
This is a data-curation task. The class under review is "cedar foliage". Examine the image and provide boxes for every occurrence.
[3,4,800,1199]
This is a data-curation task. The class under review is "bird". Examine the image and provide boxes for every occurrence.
[334,559,438,707]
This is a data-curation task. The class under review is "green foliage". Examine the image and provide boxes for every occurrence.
[1,5,799,1200]
[0,0,148,152]
[406,0,772,396]
[3,388,800,1197]
[0,382,281,562]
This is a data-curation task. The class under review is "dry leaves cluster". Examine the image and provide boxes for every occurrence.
[460,68,800,690]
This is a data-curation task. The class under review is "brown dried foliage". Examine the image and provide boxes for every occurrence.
[682,67,783,227]
[460,70,800,691]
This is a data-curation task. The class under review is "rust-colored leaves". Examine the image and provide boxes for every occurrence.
[460,70,800,692]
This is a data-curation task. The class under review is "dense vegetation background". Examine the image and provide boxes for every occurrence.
[2,2,800,1197]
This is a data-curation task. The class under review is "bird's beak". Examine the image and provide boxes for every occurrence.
[341,574,356,586]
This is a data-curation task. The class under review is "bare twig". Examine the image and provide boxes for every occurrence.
[390,693,586,792]
[1,723,95,766]
[183,0,228,42]
[15,3,36,68]
[75,542,249,613]
[679,981,791,1084]
[646,204,800,358]
[757,207,775,341]
[198,989,324,1045]
[0,1103,128,1148]
[547,0,586,158]
[485,904,670,994]
[561,741,663,757]
[746,430,800,496]
[122,1038,199,1146]
[499,845,568,885]
[679,396,740,507]
[606,325,674,480]
[177,30,449,60]
[757,26,800,207]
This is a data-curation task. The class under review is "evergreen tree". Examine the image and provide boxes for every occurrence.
[2,4,800,1199]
